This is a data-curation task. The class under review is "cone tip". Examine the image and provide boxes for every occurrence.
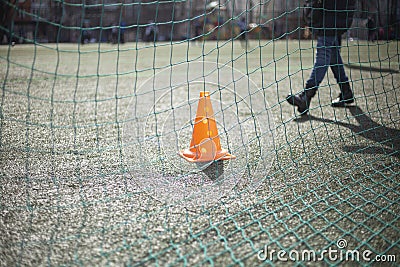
[200,91,210,97]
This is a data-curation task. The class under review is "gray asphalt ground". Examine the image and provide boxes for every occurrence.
[1,40,399,266]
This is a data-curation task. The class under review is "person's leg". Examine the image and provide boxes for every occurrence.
[329,37,348,83]
[305,36,338,88]
[329,36,354,107]
[287,35,335,114]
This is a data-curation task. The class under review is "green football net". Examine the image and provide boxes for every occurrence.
[1,0,399,265]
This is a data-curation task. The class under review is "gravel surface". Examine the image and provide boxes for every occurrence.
[1,40,399,266]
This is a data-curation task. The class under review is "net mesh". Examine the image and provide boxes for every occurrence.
[1,0,399,265]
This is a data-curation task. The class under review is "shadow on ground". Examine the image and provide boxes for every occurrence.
[197,160,225,180]
[345,63,400,74]
[294,106,400,159]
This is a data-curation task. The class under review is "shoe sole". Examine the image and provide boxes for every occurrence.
[331,98,354,107]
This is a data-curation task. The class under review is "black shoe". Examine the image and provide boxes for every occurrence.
[331,94,354,107]
[286,92,311,114]
[331,82,354,107]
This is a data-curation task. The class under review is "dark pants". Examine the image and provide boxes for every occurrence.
[306,35,349,89]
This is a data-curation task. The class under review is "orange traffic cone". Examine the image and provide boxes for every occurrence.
[179,91,236,162]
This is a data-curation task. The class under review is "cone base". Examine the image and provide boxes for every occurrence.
[178,149,236,163]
